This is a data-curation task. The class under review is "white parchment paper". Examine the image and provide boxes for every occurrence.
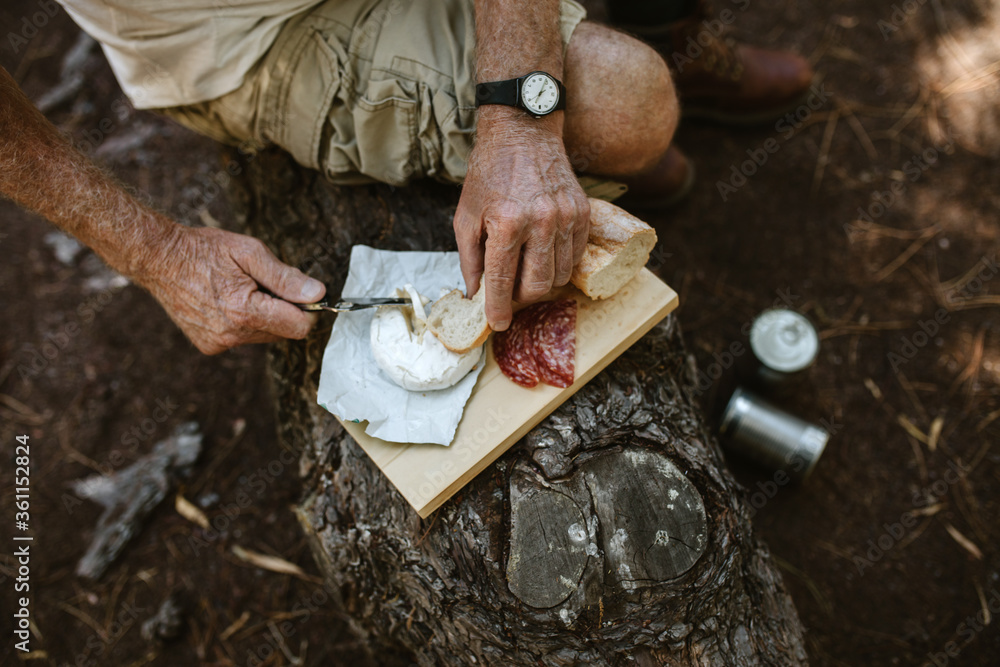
[316,246,484,446]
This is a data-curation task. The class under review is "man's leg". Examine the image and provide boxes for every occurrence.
[563,22,677,178]
[561,22,692,208]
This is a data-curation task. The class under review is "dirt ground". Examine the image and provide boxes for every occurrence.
[1,0,999,665]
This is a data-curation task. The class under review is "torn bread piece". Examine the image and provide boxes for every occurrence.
[571,198,658,299]
[371,284,482,391]
[427,288,491,354]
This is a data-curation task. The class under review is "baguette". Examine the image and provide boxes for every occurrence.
[430,200,656,350]
[570,199,658,299]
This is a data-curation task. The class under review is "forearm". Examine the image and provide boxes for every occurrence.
[0,66,177,283]
[473,0,565,138]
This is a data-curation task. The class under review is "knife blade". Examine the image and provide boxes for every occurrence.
[258,287,410,313]
[300,296,411,313]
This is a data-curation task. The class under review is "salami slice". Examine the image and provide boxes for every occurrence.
[492,304,542,388]
[493,299,577,389]
[531,299,576,388]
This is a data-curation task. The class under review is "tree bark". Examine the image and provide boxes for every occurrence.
[228,148,809,666]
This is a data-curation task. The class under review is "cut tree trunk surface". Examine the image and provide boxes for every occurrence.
[228,148,809,666]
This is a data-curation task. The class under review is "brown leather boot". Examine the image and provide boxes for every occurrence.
[613,145,696,210]
[628,8,816,124]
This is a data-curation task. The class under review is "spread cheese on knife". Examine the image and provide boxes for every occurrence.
[370,284,483,391]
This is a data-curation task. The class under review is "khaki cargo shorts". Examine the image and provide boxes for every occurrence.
[160,0,587,186]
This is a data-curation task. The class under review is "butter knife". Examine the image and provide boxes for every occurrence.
[259,287,409,313]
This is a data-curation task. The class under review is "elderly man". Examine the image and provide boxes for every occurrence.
[0,0,811,354]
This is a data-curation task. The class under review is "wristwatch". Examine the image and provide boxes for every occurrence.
[475,71,566,117]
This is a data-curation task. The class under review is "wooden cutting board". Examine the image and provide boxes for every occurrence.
[337,268,678,518]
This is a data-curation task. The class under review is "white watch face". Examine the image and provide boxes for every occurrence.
[521,72,560,115]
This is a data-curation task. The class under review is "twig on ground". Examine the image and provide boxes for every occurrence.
[220,611,251,641]
[874,228,939,283]
[947,328,985,396]
[818,320,912,339]
[887,87,929,139]
[35,33,96,113]
[73,423,202,579]
[57,601,106,640]
[896,372,929,425]
[269,620,305,665]
[58,420,105,474]
[894,515,934,552]
[190,419,245,495]
[0,393,49,425]
[840,105,879,160]
[811,111,840,194]
[771,555,834,616]
[905,432,929,482]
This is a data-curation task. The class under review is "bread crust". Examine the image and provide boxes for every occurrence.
[439,326,490,354]
[571,199,657,299]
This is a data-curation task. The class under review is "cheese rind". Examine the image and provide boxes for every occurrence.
[371,286,483,391]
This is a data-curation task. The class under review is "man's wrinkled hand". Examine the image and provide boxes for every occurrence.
[454,120,590,331]
[142,226,325,355]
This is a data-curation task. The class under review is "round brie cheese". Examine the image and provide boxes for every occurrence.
[370,285,482,391]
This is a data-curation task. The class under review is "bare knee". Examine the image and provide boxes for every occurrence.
[563,22,678,177]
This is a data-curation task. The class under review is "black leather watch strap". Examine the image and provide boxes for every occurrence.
[552,80,567,111]
[475,79,519,107]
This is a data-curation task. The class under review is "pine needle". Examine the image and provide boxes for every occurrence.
[944,523,984,560]
[864,378,883,400]
[898,415,930,446]
[230,545,320,583]
[927,416,944,452]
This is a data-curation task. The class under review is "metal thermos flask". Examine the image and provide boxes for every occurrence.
[719,387,829,481]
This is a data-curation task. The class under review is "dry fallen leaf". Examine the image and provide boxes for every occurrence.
[175,494,210,530]
[231,545,312,580]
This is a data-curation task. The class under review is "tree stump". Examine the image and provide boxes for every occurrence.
[227,147,809,666]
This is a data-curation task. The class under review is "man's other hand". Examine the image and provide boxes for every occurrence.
[454,117,590,331]
[144,226,325,355]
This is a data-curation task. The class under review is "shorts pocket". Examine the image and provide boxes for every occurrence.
[263,25,346,171]
[348,76,421,186]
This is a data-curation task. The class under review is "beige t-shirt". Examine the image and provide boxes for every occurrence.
[57,0,324,108]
